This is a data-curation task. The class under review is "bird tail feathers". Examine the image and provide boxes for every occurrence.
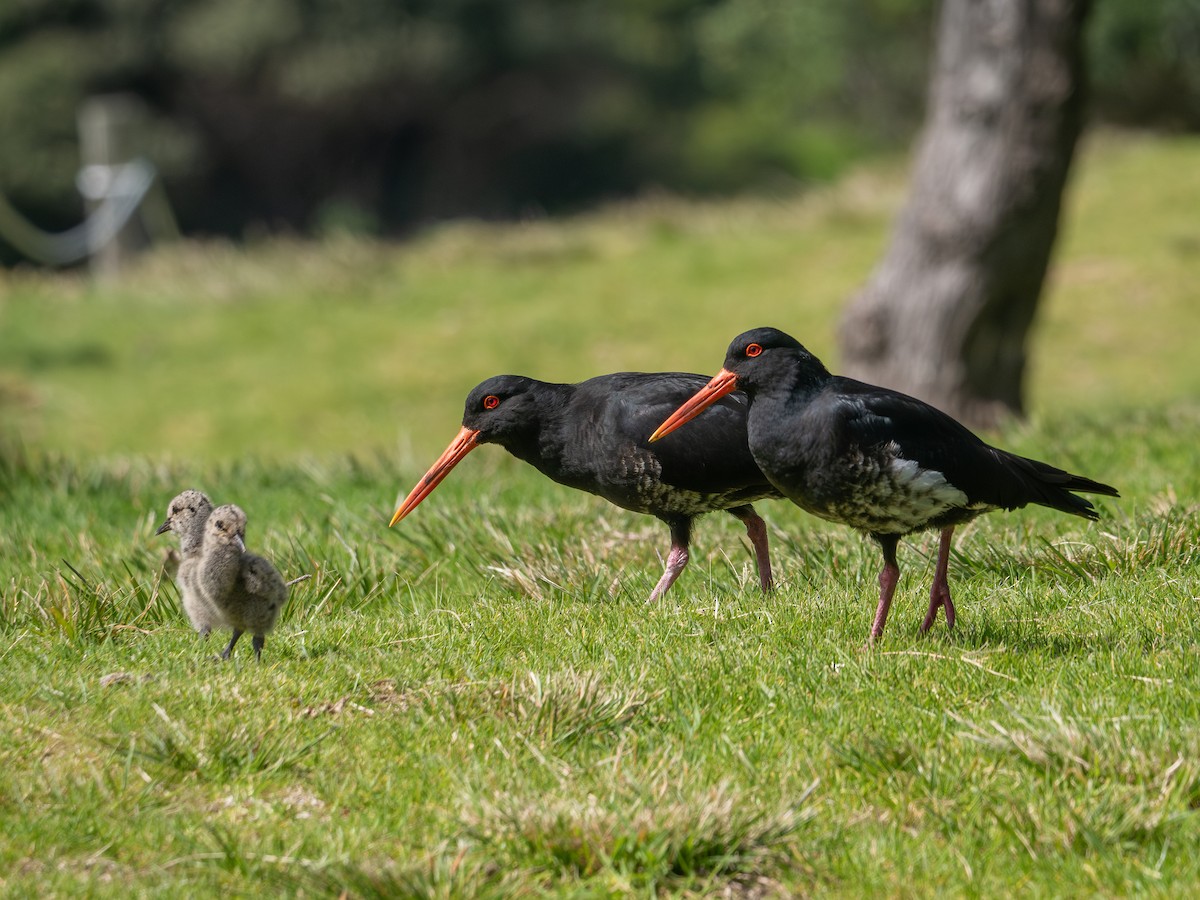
[999,452,1119,520]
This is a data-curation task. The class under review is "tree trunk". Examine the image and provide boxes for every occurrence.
[838,0,1092,429]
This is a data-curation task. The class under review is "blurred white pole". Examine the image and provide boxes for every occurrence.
[77,94,149,279]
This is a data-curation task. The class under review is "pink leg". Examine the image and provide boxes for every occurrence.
[647,520,691,603]
[921,527,956,633]
[728,505,774,592]
[868,536,902,644]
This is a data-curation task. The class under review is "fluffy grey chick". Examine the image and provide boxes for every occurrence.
[199,504,288,661]
[155,490,225,636]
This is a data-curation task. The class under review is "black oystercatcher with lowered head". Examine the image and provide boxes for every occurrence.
[650,327,1119,641]
[389,373,783,601]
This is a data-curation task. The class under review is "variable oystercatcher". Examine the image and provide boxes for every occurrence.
[650,327,1119,641]
[198,504,289,660]
[389,373,782,601]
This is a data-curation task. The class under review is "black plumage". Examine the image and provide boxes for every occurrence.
[390,373,782,601]
[651,327,1119,641]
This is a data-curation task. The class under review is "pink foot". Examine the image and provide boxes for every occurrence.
[920,527,957,633]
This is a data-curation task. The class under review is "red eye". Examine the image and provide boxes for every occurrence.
[483,395,500,410]
[745,343,763,358]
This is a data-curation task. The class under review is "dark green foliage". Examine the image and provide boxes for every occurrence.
[1090,0,1200,128]
[4,0,1198,257]
[3,0,1196,260]
[0,0,1184,254]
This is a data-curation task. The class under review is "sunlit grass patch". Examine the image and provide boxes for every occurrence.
[1,557,174,644]
[465,778,816,892]
[497,670,659,749]
[267,841,514,899]
[354,670,660,751]
[120,703,334,783]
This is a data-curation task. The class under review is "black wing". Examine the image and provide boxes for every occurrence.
[832,377,1118,517]
[577,372,778,496]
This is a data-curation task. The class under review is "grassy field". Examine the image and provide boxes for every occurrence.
[1,131,1199,896]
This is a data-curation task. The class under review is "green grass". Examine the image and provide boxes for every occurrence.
[1,131,1199,895]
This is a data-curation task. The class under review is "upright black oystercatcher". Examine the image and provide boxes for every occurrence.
[389,373,782,601]
[650,327,1119,641]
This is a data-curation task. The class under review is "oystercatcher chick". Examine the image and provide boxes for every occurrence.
[389,373,782,602]
[155,490,223,637]
[650,327,1119,641]
[198,504,289,660]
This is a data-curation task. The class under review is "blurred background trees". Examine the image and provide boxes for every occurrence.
[0,0,1196,263]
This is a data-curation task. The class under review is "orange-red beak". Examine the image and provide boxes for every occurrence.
[648,368,739,442]
[389,426,480,526]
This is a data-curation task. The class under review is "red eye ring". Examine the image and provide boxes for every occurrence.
[483,395,500,410]
[745,343,763,358]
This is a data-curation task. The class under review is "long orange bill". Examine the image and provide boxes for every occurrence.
[389,426,480,526]
[648,368,740,443]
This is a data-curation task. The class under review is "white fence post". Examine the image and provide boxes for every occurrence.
[77,94,149,279]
